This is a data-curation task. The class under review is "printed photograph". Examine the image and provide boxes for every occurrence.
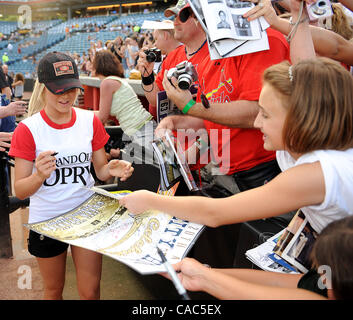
[217,10,231,29]
[226,0,253,8]
[232,14,252,36]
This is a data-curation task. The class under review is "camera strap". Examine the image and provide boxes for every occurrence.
[286,1,306,43]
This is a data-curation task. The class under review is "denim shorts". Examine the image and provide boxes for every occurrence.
[28,230,69,258]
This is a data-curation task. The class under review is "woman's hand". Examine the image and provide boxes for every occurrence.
[242,0,278,24]
[160,257,209,292]
[0,132,12,151]
[119,190,156,214]
[108,159,134,181]
[34,150,57,181]
[162,70,193,112]
[136,46,155,77]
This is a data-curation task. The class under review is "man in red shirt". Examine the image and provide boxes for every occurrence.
[152,1,290,275]
[137,1,209,115]
[158,11,290,194]
[137,1,210,176]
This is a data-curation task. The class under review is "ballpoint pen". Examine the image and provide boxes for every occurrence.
[156,246,190,300]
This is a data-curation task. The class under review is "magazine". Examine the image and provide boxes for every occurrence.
[273,210,318,273]
[246,210,318,274]
[187,0,270,59]
[156,85,198,123]
[152,131,199,192]
[156,90,183,124]
[201,0,261,42]
[245,231,299,274]
[25,189,204,275]
[152,135,182,191]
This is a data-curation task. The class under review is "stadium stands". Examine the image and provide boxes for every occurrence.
[1,12,166,76]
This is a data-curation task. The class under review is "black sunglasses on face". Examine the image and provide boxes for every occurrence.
[179,8,192,23]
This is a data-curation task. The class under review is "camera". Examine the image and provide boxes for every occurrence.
[166,60,198,90]
[306,0,333,21]
[144,47,162,63]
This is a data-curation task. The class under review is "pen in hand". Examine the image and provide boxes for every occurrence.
[156,246,190,300]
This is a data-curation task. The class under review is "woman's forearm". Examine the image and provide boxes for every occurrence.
[270,16,353,65]
[199,268,325,300]
[147,194,222,227]
[214,268,302,289]
[14,172,45,200]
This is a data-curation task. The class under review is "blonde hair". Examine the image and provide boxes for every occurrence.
[161,20,175,37]
[331,3,353,40]
[320,3,353,40]
[27,80,46,117]
[263,58,353,153]
[28,79,81,117]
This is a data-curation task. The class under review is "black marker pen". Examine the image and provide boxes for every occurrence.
[157,246,190,300]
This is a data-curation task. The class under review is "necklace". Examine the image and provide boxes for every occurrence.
[185,39,207,57]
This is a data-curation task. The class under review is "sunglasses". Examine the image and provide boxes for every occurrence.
[178,8,192,23]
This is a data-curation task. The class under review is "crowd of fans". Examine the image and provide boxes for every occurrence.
[1,0,353,301]
[76,30,156,78]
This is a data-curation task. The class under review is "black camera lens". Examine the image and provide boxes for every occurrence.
[144,48,161,63]
[145,51,157,63]
[178,75,192,90]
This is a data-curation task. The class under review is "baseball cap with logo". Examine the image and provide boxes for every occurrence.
[38,51,84,95]
[164,0,191,21]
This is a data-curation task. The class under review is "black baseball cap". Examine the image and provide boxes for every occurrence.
[38,51,84,95]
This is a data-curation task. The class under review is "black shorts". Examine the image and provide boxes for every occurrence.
[28,230,69,258]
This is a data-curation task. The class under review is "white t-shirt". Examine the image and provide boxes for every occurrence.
[9,107,109,223]
[276,149,353,233]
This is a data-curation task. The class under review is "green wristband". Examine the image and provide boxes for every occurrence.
[182,99,196,114]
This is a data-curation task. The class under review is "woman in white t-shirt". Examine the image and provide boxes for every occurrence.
[121,57,353,235]
[9,52,134,300]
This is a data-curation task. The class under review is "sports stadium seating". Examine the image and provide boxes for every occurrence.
[1,12,166,76]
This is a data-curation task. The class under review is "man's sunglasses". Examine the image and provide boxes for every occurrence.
[178,8,192,23]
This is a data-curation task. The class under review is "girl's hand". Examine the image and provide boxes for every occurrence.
[108,159,134,181]
[34,150,57,181]
[162,70,193,112]
[242,0,278,24]
[119,190,155,214]
[160,257,209,292]
[0,132,12,151]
